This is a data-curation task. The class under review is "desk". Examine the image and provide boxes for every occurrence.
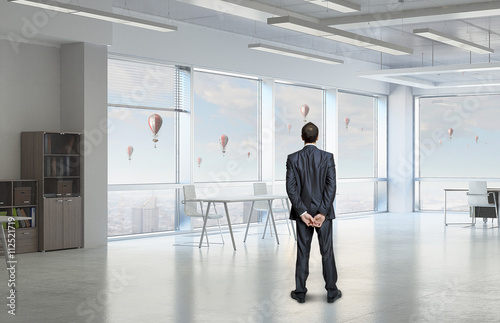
[184,194,289,250]
[0,216,31,289]
[444,188,500,225]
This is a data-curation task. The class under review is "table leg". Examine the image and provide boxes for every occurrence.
[199,202,211,248]
[285,199,296,240]
[244,201,255,242]
[267,200,279,245]
[223,203,237,251]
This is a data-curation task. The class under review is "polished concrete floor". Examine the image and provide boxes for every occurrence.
[1,212,500,323]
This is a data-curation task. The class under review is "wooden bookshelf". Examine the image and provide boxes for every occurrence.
[0,179,38,254]
[21,132,82,251]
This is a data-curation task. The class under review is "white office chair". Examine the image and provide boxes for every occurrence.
[182,185,224,245]
[467,181,499,227]
[244,183,296,242]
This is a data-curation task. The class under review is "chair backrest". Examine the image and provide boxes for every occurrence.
[468,181,489,206]
[183,185,201,217]
[253,182,269,210]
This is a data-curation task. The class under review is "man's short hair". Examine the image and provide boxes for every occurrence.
[301,122,319,143]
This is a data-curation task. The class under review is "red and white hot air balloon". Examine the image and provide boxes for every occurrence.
[475,135,479,143]
[197,157,202,167]
[148,114,163,148]
[344,117,350,130]
[220,134,229,156]
[447,128,453,140]
[300,104,310,122]
[287,124,292,133]
[126,146,134,161]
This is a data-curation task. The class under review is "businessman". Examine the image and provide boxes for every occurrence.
[286,122,341,304]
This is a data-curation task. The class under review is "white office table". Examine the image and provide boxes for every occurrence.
[0,216,32,288]
[444,188,500,225]
[184,194,289,250]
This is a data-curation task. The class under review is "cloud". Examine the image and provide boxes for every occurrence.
[194,72,258,124]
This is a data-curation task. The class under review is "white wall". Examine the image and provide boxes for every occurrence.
[109,22,390,95]
[0,39,60,179]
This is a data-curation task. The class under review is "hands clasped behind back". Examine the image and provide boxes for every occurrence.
[300,212,326,228]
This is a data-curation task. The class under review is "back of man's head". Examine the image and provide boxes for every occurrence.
[301,122,319,144]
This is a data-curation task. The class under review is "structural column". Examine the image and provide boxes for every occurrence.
[60,42,108,248]
[388,84,414,212]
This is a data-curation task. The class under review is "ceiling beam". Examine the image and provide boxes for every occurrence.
[320,1,500,29]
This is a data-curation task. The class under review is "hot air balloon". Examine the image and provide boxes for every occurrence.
[466,144,469,149]
[148,114,163,148]
[126,146,134,161]
[344,117,350,130]
[197,157,202,167]
[447,128,453,140]
[475,136,479,143]
[287,124,292,133]
[247,152,251,158]
[220,134,229,156]
[300,104,310,122]
[439,139,442,145]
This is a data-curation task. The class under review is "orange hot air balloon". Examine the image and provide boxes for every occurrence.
[475,136,479,143]
[197,157,202,167]
[300,104,310,122]
[287,124,292,133]
[220,134,229,156]
[447,128,453,140]
[126,146,134,161]
[345,117,350,130]
[148,114,163,148]
[439,139,442,145]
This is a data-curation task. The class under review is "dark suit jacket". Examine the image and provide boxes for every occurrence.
[286,144,336,220]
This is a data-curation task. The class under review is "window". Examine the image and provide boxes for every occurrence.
[193,70,259,182]
[108,57,181,236]
[274,83,324,181]
[416,95,500,211]
[336,92,378,214]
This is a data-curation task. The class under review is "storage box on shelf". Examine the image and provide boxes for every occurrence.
[21,132,82,251]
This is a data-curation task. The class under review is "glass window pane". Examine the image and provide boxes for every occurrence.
[108,108,176,184]
[108,189,176,236]
[193,71,259,182]
[275,83,324,181]
[335,182,375,214]
[337,92,375,178]
[419,95,500,178]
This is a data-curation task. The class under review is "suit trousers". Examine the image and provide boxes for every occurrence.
[295,218,338,297]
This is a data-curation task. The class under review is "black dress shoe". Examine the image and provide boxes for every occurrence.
[327,290,342,303]
[291,291,305,303]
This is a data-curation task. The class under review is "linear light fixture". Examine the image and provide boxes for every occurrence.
[268,16,413,55]
[413,28,493,54]
[248,43,344,65]
[305,0,361,13]
[8,0,177,32]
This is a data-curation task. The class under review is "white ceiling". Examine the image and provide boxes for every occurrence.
[112,0,500,88]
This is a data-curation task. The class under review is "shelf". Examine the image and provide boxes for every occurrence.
[44,154,80,157]
[13,204,37,208]
[44,176,80,179]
